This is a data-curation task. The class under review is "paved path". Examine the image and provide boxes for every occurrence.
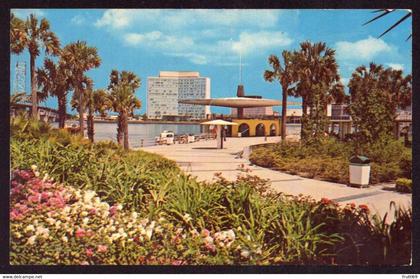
[140,137,411,219]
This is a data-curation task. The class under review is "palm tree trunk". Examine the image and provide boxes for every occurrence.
[58,95,66,129]
[87,108,94,142]
[116,114,123,145]
[123,111,129,150]
[281,84,288,140]
[30,54,38,119]
[77,86,85,137]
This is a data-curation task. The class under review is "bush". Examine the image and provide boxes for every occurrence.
[250,137,411,184]
[395,178,412,193]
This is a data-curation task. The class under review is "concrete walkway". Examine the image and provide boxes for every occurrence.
[140,137,411,219]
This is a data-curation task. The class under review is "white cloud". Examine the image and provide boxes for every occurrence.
[231,31,293,55]
[335,36,392,61]
[166,53,208,65]
[123,31,194,52]
[71,15,86,25]
[95,9,282,30]
[386,63,404,71]
[12,9,46,19]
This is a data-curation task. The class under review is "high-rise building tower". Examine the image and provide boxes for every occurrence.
[147,71,210,119]
[14,61,27,97]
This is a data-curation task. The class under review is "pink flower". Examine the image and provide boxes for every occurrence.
[86,248,94,257]
[75,228,86,238]
[89,208,97,216]
[204,243,216,253]
[109,206,118,216]
[41,191,51,201]
[171,260,183,265]
[10,209,23,220]
[359,204,370,213]
[97,245,108,253]
[28,193,41,204]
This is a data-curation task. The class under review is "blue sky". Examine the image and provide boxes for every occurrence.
[10,9,412,114]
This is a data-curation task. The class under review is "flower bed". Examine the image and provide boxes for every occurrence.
[10,137,412,265]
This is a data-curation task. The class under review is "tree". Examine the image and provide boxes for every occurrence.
[62,41,101,136]
[37,58,72,128]
[264,51,296,140]
[364,9,412,41]
[292,41,343,142]
[348,63,412,144]
[10,13,27,54]
[10,13,60,119]
[108,70,141,149]
[85,88,111,142]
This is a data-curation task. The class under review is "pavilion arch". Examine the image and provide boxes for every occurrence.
[256,123,265,136]
[270,124,277,136]
[238,123,250,137]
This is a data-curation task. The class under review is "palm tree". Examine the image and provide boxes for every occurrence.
[293,41,342,139]
[10,92,28,105]
[10,13,27,54]
[10,13,60,119]
[37,58,72,128]
[264,51,296,140]
[108,70,141,149]
[61,41,101,136]
[85,88,111,142]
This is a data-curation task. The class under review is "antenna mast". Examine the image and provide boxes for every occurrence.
[239,51,242,84]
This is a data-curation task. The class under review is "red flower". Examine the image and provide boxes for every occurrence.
[321,198,331,205]
[359,204,370,213]
[348,203,356,209]
[75,228,86,238]
[86,248,94,257]
[109,206,118,216]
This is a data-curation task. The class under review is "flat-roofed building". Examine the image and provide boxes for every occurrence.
[147,71,210,119]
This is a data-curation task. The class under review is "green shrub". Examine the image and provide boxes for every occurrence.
[250,137,411,184]
[395,178,412,193]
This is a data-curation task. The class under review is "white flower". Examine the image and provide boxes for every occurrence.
[34,171,40,177]
[118,228,125,234]
[131,212,138,219]
[46,218,55,225]
[24,225,35,233]
[61,236,68,243]
[42,173,49,181]
[183,213,192,222]
[240,249,250,258]
[140,218,148,226]
[149,221,156,229]
[109,226,116,232]
[158,217,166,223]
[226,229,235,241]
[116,204,123,210]
[55,220,62,228]
[82,218,89,225]
[139,227,146,236]
[246,235,251,241]
[100,202,110,211]
[31,165,37,171]
[63,206,71,214]
[83,190,96,203]
[204,236,214,244]
[27,235,37,245]
[93,197,101,205]
[219,242,225,248]
[145,227,153,239]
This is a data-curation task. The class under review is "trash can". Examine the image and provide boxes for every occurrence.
[349,155,371,188]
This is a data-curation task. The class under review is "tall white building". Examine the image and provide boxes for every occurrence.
[147,71,210,119]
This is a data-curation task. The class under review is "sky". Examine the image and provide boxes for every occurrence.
[10,9,412,115]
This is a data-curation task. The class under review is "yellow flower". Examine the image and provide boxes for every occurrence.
[61,236,68,243]
[31,165,37,171]
[24,225,35,233]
